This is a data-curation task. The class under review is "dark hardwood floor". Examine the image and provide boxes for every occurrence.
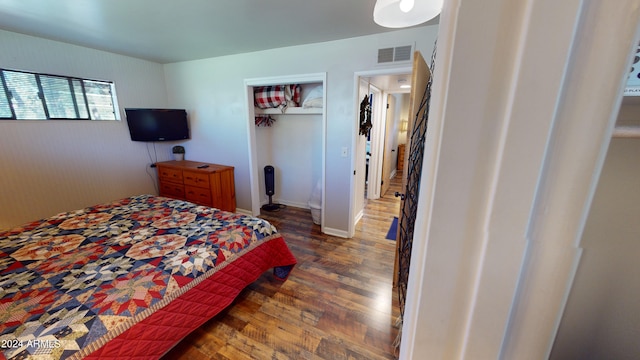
[163,176,402,360]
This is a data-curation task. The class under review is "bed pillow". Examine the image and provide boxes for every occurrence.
[302,85,323,109]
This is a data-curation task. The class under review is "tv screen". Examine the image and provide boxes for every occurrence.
[125,108,189,142]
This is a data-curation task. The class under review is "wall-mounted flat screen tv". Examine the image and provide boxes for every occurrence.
[125,108,189,142]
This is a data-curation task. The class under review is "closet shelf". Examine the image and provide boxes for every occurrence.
[255,107,322,115]
[613,125,640,138]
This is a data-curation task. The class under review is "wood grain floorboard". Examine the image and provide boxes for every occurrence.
[163,176,403,359]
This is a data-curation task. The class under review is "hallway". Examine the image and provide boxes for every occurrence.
[357,174,403,241]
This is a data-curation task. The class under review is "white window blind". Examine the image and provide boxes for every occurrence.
[0,68,119,121]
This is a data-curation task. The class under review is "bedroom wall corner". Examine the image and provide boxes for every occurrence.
[0,29,170,229]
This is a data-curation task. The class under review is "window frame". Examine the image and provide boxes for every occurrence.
[0,68,120,121]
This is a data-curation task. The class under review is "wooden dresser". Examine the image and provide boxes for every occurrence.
[156,160,236,212]
[397,144,406,172]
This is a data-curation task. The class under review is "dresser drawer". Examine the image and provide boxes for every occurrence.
[155,160,235,212]
[158,167,183,183]
[159,181,185,198]
[183,171,210,188]
[185,185,212,206]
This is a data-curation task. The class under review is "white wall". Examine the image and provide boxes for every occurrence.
[0,30,169,229]
[396,93,409,146]
[255,113,322,208]
[162,26,438,232]
[551,106,640,359]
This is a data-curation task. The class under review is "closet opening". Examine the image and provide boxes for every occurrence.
[244,73,327,233]
[550,94,640,359]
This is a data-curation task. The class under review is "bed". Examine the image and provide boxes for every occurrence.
[0,195,296,359]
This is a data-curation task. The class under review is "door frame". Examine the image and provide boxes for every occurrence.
[399,0,640,358]
[349,67,412,238]
[367,84,384,200]
[244,73,327,233]
[380,93,396,197]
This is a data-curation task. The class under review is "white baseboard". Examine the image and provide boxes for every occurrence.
[323,227,350,238]
[261,198,309,209]
[235,208,252,216]
[391,169,397,179]
[354,209,364,225]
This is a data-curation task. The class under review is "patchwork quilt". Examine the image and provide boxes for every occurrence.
[0,195,296,359]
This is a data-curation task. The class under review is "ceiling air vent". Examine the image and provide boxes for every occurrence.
[378,48,394,63]
[394,45,412,62]
[377,45,413,64]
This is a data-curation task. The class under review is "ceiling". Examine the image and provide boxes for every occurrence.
[367,73,413,94]
[0,0,437,64]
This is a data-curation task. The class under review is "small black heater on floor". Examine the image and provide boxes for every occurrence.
[261,165,281,211]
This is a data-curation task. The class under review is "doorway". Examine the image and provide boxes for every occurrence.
[350,68,411,237]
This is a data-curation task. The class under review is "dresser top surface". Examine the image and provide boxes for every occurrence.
[156,160,233,173]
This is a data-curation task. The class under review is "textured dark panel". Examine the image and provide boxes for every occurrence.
[378,47,394,63]
[394,45,412,62]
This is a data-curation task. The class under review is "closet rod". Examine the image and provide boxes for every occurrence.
[612,125,640,138]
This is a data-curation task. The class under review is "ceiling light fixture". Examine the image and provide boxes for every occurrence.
[398,78,411,89]
[399,0,415,12]
[373,0,443,28]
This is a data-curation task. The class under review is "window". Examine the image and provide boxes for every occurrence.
[0,68,119,120]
